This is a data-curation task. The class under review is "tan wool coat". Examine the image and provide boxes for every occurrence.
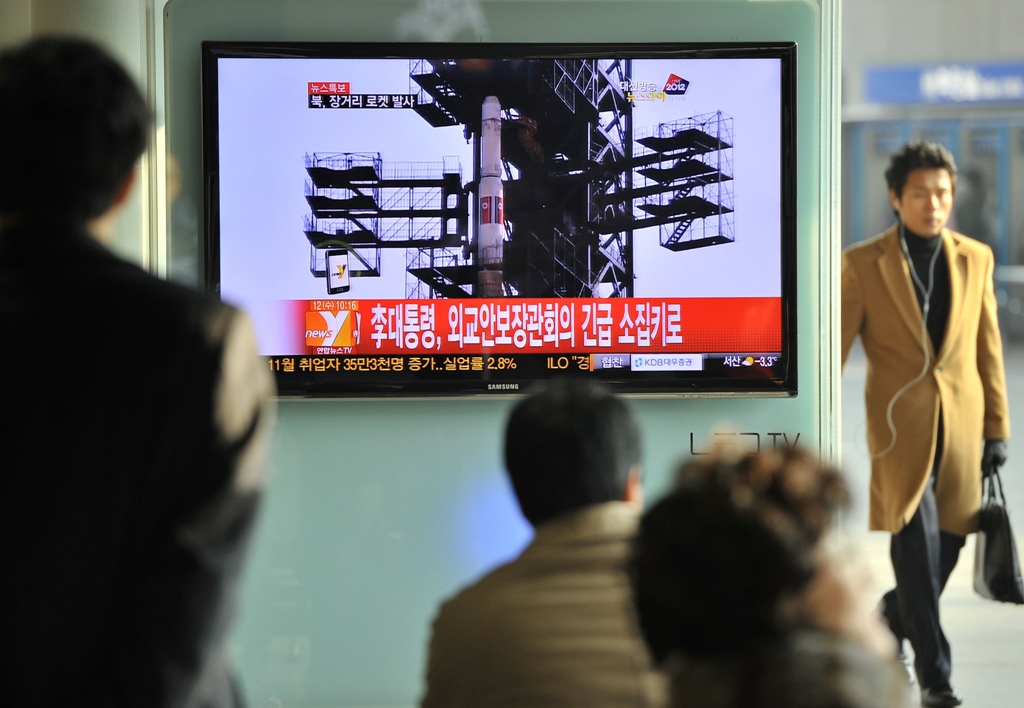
[842,225,1010,535]
[420,502,666,708]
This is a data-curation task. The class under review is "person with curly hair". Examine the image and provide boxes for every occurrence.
[631,449,908,708]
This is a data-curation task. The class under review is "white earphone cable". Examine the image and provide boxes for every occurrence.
[871,219,942,460]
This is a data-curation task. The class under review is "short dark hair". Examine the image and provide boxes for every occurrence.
[884,140,957,198]
[631,449,847,663]
[0,36,150,222]
[504,380,641,527]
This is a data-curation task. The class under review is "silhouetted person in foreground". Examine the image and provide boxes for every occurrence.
[0,37,274,707]
[632,450,908,708]
[421,380,665,707]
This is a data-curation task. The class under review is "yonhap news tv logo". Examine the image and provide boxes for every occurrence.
[305,310,356,347]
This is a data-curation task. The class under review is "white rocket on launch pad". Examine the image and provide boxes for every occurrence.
[478,95,504,297]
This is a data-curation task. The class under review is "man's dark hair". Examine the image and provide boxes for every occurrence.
[0,36,150,222]
[884,140,957,199]
[504,380,641,527]
[631,449,848,663]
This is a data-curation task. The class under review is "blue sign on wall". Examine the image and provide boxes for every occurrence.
[866,63,1024,105]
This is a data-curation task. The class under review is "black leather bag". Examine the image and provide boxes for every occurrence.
[973,467,1024,604]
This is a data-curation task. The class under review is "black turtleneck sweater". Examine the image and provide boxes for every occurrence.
[902,226,950,354]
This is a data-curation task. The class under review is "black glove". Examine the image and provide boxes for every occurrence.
[982,439,1008,479]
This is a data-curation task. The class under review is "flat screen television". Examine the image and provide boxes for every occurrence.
[202,41,797,396]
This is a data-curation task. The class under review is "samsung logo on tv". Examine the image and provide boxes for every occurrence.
[488,383,520,390]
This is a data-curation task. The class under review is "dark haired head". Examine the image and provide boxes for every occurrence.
[0,36,150,223]
[631,449,848,663]
[504,380,641,527]
[884,140,957,200]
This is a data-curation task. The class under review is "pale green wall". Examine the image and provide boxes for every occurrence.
[0,0,151,267]
[163,1,839,705]
[0,0,31,47]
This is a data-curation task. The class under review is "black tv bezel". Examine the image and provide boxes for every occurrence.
[202,41,798,397]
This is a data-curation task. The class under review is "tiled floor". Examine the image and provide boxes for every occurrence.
[842,342,1024,708]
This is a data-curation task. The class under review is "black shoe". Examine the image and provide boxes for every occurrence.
[920,685,962,707]
[878,596,913,685]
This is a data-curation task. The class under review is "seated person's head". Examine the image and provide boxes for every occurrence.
[0,36,149,226]
[504,380,642,528]
[631,448,848,664]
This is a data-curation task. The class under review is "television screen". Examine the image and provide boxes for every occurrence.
[202,42,796,396]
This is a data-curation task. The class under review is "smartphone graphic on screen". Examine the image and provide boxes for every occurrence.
[326,248,350,294]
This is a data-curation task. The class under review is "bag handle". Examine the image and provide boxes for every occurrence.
[985,464,1008,507]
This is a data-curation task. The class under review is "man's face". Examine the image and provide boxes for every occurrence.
[889,167,954,238]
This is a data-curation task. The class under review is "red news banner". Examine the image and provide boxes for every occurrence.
[299,297,781,356]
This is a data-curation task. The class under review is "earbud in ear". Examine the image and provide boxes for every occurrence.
[888,192,901,216]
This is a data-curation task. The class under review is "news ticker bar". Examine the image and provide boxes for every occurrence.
[267,352,783,376]
[598,354,702,372]
[298,296,782,356]
[594,352,783,372]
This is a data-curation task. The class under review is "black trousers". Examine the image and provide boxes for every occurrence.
[880,419,966,689]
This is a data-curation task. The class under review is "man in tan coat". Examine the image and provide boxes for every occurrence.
[420,381,665,707]
[842,141,1010,708]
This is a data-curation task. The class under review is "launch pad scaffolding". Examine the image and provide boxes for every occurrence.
[302,59,734,299]
[303,152,469,296]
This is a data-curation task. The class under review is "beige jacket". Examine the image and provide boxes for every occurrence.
[841,226,1010,534]
[420,502,666,708]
